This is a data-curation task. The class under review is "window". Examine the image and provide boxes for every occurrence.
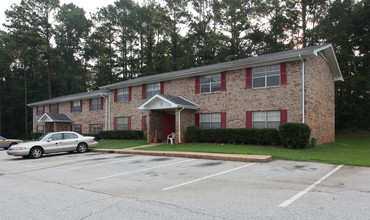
[50,104,58,114]
[64,133,78,139]
[37,106,44,116]
[49,133,63,141]
[91,124,101,134]
[72,101,81,112]
[37,125,44,133]
[91,98,101,110]
[200,113,221,129]
[200,73,221,93]
[72,124,81,133]
[117,88,129,102]
[146,83,160,99]
[116,117,129,130]
[252,64,280,88]
[253,111,280,129]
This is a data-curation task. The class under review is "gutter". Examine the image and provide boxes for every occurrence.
[299,54,305,123]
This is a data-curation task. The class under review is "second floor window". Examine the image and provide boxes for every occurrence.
[252,64,280,88]
[37,106,44,116]
[200,73,221,93]
[91,98,101,110]
[72,101,81,112]
[50,104,58,114]
[117,88,129,102]
[146,83,161,99]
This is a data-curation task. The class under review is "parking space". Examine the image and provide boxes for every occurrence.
[1,149,370,219]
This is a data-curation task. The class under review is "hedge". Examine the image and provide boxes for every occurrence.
[279,123,311,149]
[98,130,144,140]
[187,126,279,145]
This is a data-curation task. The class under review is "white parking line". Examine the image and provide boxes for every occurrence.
[54,156,148,172]
[97,159,196,180]
[279,165,343,208]
[162,163,256,191]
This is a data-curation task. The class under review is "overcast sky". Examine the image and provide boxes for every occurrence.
[0,0,116,29]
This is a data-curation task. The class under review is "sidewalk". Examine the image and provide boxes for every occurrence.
[91,144,272,163]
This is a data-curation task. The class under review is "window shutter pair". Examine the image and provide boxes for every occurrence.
[245,63,287,88]
[245,110,287,128]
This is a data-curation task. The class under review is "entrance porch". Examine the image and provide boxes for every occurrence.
[38,113,72,133]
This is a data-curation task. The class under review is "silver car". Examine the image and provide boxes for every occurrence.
[7,131,98,159]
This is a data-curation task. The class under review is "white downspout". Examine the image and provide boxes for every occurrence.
[178,107,185,144]
[101,94,108,131]
[299,54,305,123]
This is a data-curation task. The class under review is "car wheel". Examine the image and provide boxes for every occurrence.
[4,142,17,150]
[76,143,88,153]
[29,147,43,159]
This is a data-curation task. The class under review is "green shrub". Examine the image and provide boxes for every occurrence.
[186,126,279,145]
[98,130,144,140]
[279,123,311,149]
[30,132,43,140]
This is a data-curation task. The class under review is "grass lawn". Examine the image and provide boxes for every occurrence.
[95,139,148,149]
[139,132,370,167]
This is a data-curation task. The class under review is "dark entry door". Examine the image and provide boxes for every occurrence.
[163,114,175,140]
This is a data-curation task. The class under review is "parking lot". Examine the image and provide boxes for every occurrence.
[1,149,369,220]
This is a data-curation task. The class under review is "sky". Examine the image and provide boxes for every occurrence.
[0,0,116,29]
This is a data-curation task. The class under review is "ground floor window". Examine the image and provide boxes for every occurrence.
[200,113,221,129]
[116,117,129,130]
[37,125,44,133]
[91,124,101,134]
[253,111,280,129]
[72,124,82,133]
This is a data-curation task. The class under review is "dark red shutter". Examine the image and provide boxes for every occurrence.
[70,124,72,131]
[43,125,45,133]
[79,125,82,134]
[195,76,200,94]
[280,109,287,124]
[57,104,59,114]
[129,87,132,101]
[221,112,226,128]
[142,84,146,99]
[160,81,164,94]
[114,89,117,102]
[49,104,51,113]
[43,106,45,114]
[142,116,146,131]
[280,62,287,85]
[221,72,226,91]
[36,106,39,115]
[71,102,74,112]
[246,111,252,128]
[101,97,104,110]
[89,99,92,111]
[113,117,117,130]
[80,100,82,112]
[128,116,132,130]
[89,124,92,133]
[100,124,104,131]
[246,68,252,88]
[195,113,200,127]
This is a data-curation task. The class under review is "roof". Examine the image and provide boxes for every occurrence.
[38,113,73,123]
[138,94,199,110]
[29,90,108,107]
[100,44,343,90]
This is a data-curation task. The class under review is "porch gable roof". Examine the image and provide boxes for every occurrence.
[138,94,199,110]
[38,113,72,123]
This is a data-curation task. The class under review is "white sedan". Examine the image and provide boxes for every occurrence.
[7,131,98,159]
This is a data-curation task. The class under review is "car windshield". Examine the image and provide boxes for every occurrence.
[37,134,48,141]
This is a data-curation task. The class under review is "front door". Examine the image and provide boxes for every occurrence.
[163,114,175,140]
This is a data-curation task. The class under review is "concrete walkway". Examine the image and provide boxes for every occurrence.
[91,144,272,163]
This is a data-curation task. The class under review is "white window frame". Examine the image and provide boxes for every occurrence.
[91,98,101,111]
[72,124,81,133]
[50,104,58,114]
[200,73,221,93]
[146,83,161,99]
[117,88,129,102]
[116,117,129,130]
[252,64,280,88]
[37,106,44,116]
[252,111,280,129]
[91,124,101,134]
[72,101,81,112]
[200,113,221,129]
[37,125,44,133]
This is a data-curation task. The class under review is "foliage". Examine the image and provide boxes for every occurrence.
[187,126,279,145]
[30,132,43,140]
[98,130,144,140]
[95,139,148,149]
[279,123,311,149]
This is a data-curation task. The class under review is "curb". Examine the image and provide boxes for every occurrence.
[91,148,272,163]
